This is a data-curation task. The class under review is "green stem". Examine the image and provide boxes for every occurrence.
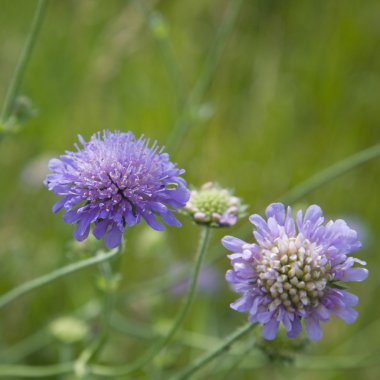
[0,363,74,378]
[74,243,125,378]
[169,322,255,380]
[167,0,244,153]
[88,227,212,377]
[0,248,120,309]
[110,311,222,350]
[219,341,256,380]
[0,330,51,363]
[0,350,376,378]
[58,345,72,380]
[281,142,380,205]
[0,0,48,122]
[134,0,186,108]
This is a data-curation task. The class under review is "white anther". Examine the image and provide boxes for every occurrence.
[288,241,297,254]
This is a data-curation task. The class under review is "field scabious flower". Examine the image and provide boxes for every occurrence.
[44,130,190,248]
[184,182,245,228]
[222,203,368,340]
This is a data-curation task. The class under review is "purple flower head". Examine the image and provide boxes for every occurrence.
[44,130,190,249]
[222,203,368,341]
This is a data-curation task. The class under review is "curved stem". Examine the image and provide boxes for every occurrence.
[281,142,380,205]
[169,322,255,380]
[0,0,48,122]
[0,248,120,309]
[167,0,245,153]
[89,227,212,377]
[0,363,74,378]
[0,346,376,378]
[219,341,256,380]
[134,0,186,108]
[74,242,125,377]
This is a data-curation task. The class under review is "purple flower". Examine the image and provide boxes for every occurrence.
[44,130,190,248]
[222,203,368,341]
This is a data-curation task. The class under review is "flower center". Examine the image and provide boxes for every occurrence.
[256,235,333,312]
[191,189,231,215]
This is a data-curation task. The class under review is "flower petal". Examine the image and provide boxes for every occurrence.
[335,307,358,324]
[262,319,280,340]
[222,236,247,252]
[305,316,323,340]
[287,316,303,338]
[104,224,123,249]
[265,203,285,225]
[93,219,110,240]
[341,268,368,282]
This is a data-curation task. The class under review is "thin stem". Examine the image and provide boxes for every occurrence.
[0,248,120,309]
[169,322,255,380]
[167,0,244,153]
[281,142,380,205]
[110,311,222,350]
[74,242,125,377]
[134,0,186,107]
[219,341,256,380]
[0,0,48,122]
[0,363,74,378]
[1,350,376,378]
[0,330,51,363]
[58,345,72,380]
[88,227,212,377]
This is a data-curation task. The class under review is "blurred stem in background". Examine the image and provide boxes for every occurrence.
[167,0,245,154]
[88,226,212,377]
[281,142,380,205]
[0,0,47,129]
[169,322,256,380]
[134,0,187,109]
[74,242,125,379]
[0,248,120,310]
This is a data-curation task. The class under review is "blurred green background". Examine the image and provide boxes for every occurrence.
[1,0,380,379]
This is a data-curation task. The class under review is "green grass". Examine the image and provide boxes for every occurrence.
[1,0,380,379]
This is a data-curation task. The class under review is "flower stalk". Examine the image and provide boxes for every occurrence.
[0,248,120,310]
[0,0,47,123]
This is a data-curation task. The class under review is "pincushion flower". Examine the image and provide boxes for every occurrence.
[222,203,368,340]
[183,182,245,228]
[44,130,190,248]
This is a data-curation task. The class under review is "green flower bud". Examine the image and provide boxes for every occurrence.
[184,182,246,228]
